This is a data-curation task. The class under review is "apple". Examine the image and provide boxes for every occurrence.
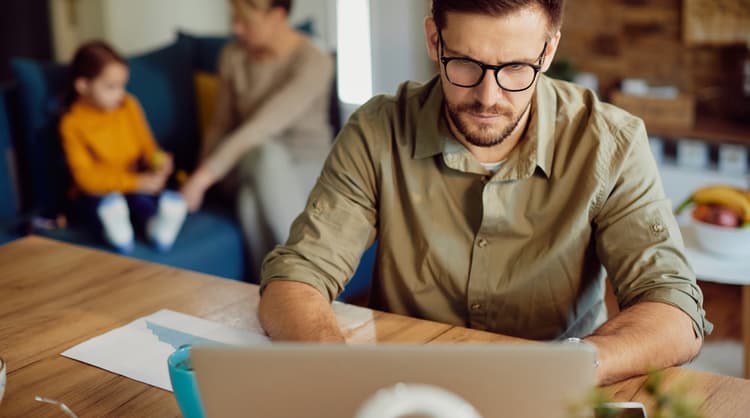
[712,206,741,228]
[692,204,713,224]
[692,204,741,228]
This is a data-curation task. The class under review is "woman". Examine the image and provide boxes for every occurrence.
[181,0,334,275]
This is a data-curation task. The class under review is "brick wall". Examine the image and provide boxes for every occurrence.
[557,0,749,123]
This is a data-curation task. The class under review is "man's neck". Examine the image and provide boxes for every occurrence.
[447,104,532,164]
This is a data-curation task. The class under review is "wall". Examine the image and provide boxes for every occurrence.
[103,0,231,55]
[49,0,336,61]
[556,0,750,123]
[370,0,434,96]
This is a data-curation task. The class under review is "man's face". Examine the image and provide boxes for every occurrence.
[425,8,560,148]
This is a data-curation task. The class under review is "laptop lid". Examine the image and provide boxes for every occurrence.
[192,343,596,418]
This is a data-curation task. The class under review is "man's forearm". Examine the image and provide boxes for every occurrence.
[585,301,701,385]
[258,280,345,342]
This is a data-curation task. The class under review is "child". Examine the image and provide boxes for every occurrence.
[59,41,187,254]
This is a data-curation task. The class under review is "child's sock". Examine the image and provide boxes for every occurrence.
[146,190,188,253]
[96,193,135,254]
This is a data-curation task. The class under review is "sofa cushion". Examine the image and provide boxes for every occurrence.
[37,208,245,280]
[178,32,230,74]
[8,59,69,217]
[122,39,200,174]
[0,87,20,219]
[10,39,199,216]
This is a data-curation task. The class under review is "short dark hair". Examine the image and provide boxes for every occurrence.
[432,0,564,33]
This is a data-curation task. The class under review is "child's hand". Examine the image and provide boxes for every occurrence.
[137,172,168,194]
[152,151,174,177]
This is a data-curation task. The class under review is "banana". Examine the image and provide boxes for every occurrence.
[677,185,750,224]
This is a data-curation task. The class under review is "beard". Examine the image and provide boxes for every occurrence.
[446,99,529,148]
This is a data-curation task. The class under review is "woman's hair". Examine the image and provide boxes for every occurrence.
[432,0,564,34]
[240,0,292,14]
[64,40,127,107]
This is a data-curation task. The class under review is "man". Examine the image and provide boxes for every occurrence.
[259,0,711,385]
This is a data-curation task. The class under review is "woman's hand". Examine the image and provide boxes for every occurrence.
[180,167,216,212]
[137,172,168,194]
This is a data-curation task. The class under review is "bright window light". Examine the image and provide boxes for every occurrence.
[337,0,373,105]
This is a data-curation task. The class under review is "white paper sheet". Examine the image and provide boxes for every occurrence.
[61,309,270,391]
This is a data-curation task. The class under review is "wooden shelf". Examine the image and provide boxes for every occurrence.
[648,117,750,146]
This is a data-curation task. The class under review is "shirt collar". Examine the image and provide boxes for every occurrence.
[412,74,557,180]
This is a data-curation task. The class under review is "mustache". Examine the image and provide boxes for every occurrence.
[453,101,514,118]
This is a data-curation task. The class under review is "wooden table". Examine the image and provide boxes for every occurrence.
[1,237,748,417]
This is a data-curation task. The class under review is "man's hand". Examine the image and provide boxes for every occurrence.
[584,302,701,385]
[180,166,215,213]
[258,281,345,342]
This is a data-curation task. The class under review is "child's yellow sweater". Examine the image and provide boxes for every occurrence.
[60,94,158,195]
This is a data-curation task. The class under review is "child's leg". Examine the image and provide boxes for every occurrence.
[145,191,187,253]
[96,193,135,254]
[124,194,159,228]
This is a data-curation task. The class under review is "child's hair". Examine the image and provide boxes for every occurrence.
[64,40,127,108]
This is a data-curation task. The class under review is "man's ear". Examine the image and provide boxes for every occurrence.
[424,16,439,62]
[541,30,562,73]
[74,78,89,97]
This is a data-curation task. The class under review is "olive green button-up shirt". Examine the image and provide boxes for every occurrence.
[261,75,711,340]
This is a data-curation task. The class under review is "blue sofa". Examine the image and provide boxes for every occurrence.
[4,34,245,280]
[1,30,376,300]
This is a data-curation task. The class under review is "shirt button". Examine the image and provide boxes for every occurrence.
[470,303,482,311]
[477,238,488,248]
[651,223,665,233]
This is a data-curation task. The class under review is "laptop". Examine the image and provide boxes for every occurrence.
[191,343,597,418]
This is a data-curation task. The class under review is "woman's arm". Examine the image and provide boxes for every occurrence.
[202,45,334,181]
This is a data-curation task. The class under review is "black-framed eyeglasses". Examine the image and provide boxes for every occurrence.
[438,30,547,92]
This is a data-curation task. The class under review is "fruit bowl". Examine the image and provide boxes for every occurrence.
[691,216,750,258]
[676,185,750,258]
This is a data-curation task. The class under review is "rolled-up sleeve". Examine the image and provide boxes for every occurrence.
[593,118,712,338]
[260,106,381,301]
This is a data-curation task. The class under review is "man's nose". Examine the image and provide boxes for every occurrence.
[473,71,504,108]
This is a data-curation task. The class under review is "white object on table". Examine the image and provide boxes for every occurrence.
[718,144,749,176]
[622,78,649,96]
[680,220,750,285]
[574,72,599,95]
[658,164,749,211]
[61,309,270,391]
[688,217,750,258]
[649,136,664,165]
[0,357,5,406]
[676,140,710,170]
[355,383,482,418]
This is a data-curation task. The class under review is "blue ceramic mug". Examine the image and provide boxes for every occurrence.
[167,345,206,418]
